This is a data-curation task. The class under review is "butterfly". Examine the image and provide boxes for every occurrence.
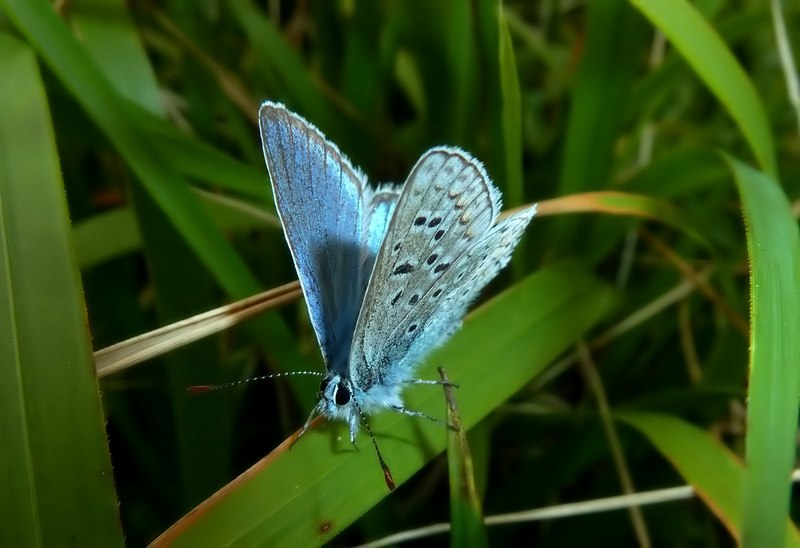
[216,102,536,490]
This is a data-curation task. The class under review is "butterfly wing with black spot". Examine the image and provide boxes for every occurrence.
[348,147,534,390]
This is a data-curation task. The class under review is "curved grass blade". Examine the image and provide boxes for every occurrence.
[0,0,256,299]
[133,107,273,203]
[723,156,800,547]
[617,412,800,547]
[532,191,710,249]
[1,0,313,390]
[94,282,301,377]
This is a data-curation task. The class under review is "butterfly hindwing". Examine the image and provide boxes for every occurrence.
[360,186,401,294]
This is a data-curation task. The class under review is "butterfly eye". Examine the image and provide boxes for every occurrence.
[334,383,351,406]
[319,377,331,396]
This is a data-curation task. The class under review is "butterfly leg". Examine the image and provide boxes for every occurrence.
[401,378,460,388]
[390,405,458,431]
[349,414,360,447]
[290,402,322,448]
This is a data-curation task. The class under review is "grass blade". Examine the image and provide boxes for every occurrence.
[0,33,123,546]
[440,368,488,548]
[553,1,648,251]
[723,156,800,547]
[76,0,237,513]
[1,0,313,387]
[535,191,710,249]
[631,0,777,176]
[498,7,523,209]
[618,412,800,546]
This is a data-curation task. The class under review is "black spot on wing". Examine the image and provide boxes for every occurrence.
[391,290,403,305]
[393,262,415,275]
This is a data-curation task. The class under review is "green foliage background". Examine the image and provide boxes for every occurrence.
[1,0,799,546]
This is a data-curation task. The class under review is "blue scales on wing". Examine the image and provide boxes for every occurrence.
[259,102,397,374]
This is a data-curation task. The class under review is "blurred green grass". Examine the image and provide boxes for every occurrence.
[1,0,799,546]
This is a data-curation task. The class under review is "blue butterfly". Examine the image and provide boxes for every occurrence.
[258,102,536,489]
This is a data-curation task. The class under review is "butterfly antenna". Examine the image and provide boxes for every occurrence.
[187,370,323,393]
[352,398,396,491]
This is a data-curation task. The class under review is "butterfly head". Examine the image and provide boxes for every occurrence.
[315,370,396,490]
[318,373,355,420]
[319,374,351,405]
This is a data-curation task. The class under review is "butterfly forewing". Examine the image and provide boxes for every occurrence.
[259,102,367,372]
[349,147,525,389]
